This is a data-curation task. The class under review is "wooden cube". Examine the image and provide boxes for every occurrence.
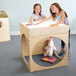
[20,22,69,72]
[0,11,10,42]
[0,21,1,28]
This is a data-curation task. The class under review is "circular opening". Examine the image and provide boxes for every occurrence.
[32,37,67,67]
[0,21,4,28]
[53,37,66,58]
[21,34,29,63]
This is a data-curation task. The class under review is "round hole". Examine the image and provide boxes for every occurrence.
[21,34,29,63]
[32,37,67,67]
[0,21,4,28]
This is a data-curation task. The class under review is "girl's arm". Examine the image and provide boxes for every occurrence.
[29,16,33,24]
[46,15,53,21]
[29,16,47,25]
[41,15,53,22]
[34,15,52,25]
[51,10,66,27]
[34,16,47,25]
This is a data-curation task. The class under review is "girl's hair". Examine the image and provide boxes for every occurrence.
[33,3,42,16]
[50,3,68,20]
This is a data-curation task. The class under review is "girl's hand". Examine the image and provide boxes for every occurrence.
[50,24,58,27]
[33,23,39,25]
[30,23,33,25]
[28,23,39,25]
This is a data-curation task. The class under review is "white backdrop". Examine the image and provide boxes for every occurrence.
[0,0,76,32]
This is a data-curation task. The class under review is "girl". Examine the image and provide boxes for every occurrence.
[29,3,47,25]
[46,3,70,56]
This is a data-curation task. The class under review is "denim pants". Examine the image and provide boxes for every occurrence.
[61,30,70,50]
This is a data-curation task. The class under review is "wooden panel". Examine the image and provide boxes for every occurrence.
[0,21,1,28]
[0,11,10,42]
[20,23,69,72]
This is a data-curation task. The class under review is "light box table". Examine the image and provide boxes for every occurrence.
[20,22,69,72]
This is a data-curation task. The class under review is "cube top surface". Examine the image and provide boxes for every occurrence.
[21,21,69,28]
[0,11,8,18]
[20,22,69,37]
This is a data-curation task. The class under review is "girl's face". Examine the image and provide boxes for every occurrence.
[51,5,58,13]
[34,5,41,15]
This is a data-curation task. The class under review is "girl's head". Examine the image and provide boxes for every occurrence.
[50,3,68,19]
[33,4,42,16]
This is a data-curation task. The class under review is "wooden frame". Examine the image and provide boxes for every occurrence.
[20,23,69,72]
[0,21,1,28]
[0,11,10,42]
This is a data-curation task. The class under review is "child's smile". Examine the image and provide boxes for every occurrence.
[34,5,41,15]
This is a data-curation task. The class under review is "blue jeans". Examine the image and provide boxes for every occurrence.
[61,30,70,50]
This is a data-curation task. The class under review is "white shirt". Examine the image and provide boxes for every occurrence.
[32,13,44,21]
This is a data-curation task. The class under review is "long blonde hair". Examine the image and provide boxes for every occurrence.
[50,3,68,20]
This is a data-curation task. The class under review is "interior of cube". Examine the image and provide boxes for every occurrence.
[21,34,66,67]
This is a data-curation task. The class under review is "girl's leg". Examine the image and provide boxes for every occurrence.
[58,40,65,56]
[58,30,70,56]
[61,40,65,52]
